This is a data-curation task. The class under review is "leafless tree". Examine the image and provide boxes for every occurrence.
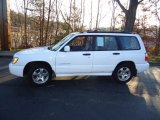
[61,0,84,32]
[45,0,52,45]
[150,0,160,55]
[89,0,93,30]
[23,0,28,48]
[79,0,85,31]
[95,0,100,29]
[115,0,144,32]
[109,0,118,31]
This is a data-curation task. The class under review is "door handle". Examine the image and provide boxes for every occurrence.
[113,53,120,55]
[83,53,91,56]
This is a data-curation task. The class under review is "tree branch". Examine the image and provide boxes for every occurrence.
[138,0,144,4]
[60,10,73,32]
[115,0,127,13]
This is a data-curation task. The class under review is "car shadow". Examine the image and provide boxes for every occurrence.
[130,67,160,97]
[0,74,160,120]
[127,66,160,119]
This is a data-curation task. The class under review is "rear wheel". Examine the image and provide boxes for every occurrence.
[27,65,52,86]
[113,64,134,83]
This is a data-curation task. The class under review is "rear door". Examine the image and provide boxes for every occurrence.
[92,35,142,74]
[92,35,120,74]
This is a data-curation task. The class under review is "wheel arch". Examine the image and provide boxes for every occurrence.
[113,61,137,76]
[23,61,55,77]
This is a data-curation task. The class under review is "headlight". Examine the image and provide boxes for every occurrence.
[12,57,19,64]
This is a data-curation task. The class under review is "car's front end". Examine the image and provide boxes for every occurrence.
[9,46,56,77]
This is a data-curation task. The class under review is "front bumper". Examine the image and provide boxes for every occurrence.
[9,63,24,77]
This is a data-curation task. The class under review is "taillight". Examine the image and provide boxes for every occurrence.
[145,53,148,61]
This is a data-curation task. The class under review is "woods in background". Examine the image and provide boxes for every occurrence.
[7,0,160,56]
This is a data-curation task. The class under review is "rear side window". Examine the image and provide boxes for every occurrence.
[95,36,118,51]
[118,36,140,50]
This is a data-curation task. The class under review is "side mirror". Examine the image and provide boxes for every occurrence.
[64,46,70,52]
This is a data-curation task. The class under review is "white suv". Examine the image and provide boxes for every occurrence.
[9,32,149,86]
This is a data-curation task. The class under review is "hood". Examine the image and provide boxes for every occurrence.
[16,46,49,55]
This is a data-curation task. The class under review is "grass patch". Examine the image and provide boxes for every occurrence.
[148,52,160,62]
[10,49,23,52]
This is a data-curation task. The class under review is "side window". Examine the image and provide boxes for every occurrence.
[67,36,93,51]
[118,36,140,50]
[95,36,118,51]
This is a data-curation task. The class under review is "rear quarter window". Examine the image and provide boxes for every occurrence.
[118,36,140,50]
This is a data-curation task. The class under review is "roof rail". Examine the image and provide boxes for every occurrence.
[86,30,134,34]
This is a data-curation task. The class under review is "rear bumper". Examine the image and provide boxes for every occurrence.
[136,63,149,73]
[9,63,24,77]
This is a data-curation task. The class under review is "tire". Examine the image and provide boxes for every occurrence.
[27,64,52,86]
[113,64,134,83]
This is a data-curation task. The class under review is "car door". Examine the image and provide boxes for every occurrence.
[92,35,120,74]
[56,35,94,75]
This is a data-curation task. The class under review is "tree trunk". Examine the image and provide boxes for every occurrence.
[45,0,52,45]
[24,0,28,48]
[115,0,142,32]
[41,0,45,45]
[89,0,93,30]
[39,9,42,46]
[55,0,59,39]
[110,0,117,31]
[95,0,100,29]
[68,0,73,33]
[124,0,138,32]
[0,0,11,50]
[81,0,85,31]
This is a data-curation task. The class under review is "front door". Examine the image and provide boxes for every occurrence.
[56,35,94,75]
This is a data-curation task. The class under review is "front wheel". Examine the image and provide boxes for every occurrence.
[27,65,52,86]
[113,64,134,83]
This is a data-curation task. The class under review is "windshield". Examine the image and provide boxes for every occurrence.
[51,34,75,51]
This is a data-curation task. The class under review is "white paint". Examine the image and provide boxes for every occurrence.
[9,32,149,78]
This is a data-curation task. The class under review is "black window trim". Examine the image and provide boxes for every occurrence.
[93,35,119,51]
[93,35,141,51]
[59,35,141,52]
[116,36,141,51]
[60,35,94,52]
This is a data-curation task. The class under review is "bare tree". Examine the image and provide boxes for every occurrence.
[23,0,28,48]
[61,0,84,33]
[68,0,73,33]
[109,0,118,31]
[14,0,24,48]
[55,0,59,38]
[150,0,160,55]
[95,0,100,29]
[31,0,46,46]
[45,0,53,45]
[115,0,144,32]
[79,0,85,31]
[89,0,93,30]
[41,0,45,45]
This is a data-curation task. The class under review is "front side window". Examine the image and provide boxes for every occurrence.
[118,36,140,50]
[67,36,93,51]
[51,33,75,51]
[95,36,118,51]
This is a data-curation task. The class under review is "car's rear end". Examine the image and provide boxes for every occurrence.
[134,34,149,73]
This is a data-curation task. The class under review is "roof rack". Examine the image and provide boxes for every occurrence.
[85,30,134,34]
